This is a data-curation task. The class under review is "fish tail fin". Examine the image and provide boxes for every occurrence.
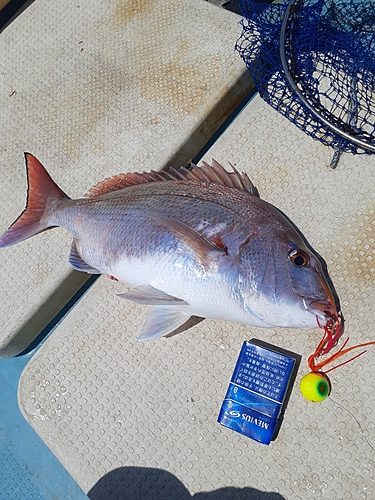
[0,153,70,248]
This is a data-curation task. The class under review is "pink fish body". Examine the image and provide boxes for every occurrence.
[0,154,340,340]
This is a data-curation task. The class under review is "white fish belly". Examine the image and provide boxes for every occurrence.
[109,254,272,328]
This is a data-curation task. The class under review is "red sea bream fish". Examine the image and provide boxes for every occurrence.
[0,154,342,342]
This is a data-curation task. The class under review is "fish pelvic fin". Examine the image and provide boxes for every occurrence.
[137,306,191,341]
[117,285,188,305]
[0,153,70,248]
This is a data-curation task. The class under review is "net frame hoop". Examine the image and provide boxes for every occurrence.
[279,0,375,154]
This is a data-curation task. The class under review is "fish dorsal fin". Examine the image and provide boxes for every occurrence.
[84,169,186,198]
[181,159,260,197]
[85,172,147,198]
[84,159,259,198]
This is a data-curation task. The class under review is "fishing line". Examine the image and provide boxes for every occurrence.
[329,397,375,452]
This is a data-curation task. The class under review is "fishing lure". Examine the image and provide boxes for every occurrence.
[300,312,375,401]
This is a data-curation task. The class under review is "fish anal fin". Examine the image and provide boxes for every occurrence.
[117,285,188,305]
[69,239,101,274]
[137,306,191,341]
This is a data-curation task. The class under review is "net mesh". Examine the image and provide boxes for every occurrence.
[236,0,375,155]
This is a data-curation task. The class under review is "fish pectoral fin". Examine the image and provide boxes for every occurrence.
[136,306,191,341]
[117,284,188,305]
[148,213,228,269]
[68,239,101,274]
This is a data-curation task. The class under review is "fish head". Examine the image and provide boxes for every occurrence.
[239,212,341,331]
[285,241,340,328]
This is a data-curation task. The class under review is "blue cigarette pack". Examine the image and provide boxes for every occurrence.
[218,339,300,445]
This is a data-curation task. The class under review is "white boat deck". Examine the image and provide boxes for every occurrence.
[0,0,251,357]
[2,1,375,499]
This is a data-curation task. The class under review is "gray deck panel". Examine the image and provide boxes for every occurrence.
[0,0,251,357]
[19,95,375,498]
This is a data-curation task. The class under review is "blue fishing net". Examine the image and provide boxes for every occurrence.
[236,0,375,156]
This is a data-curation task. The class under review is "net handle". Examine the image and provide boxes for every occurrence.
[279,0,375,154]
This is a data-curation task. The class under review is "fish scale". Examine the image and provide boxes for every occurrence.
[0,154,341,341]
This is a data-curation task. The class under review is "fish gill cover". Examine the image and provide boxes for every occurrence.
[236,0,375,156]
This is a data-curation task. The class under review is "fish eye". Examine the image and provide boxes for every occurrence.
[289,249,309,267]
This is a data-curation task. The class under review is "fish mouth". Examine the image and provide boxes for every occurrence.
[303,275,340,327]
[303,275,346,366]
[304,298,336,323]
[304,294,344,355]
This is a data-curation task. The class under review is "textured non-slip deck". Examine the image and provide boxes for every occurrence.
[19,95,375,499]
[0,0,251,357]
